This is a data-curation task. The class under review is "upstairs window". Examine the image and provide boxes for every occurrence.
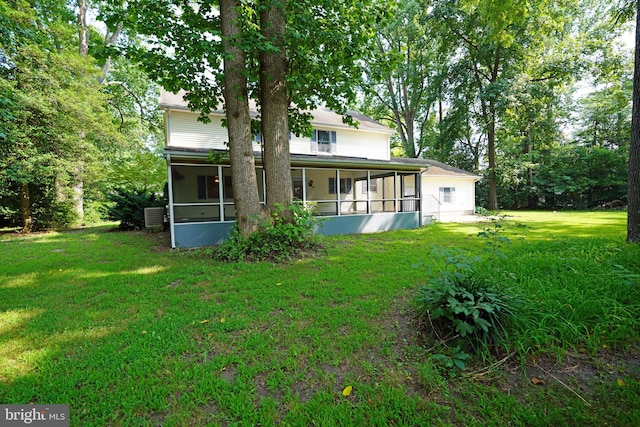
[311,129,336,154]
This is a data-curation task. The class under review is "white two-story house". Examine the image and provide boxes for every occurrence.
[161,91,479,248]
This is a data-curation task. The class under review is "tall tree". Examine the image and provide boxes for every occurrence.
[629,0,640,242]
[259,0,292,215]
[220,0,263,236]
[103,0,382,234]
[363,0,445,159]
[431,0,590,210]
[0,0,124,230]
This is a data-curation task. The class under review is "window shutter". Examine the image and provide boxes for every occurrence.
[330,131,337,153]
[310,129,318,153]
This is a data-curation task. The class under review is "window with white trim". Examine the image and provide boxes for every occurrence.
[311,129,336,154]
[439,187,455,203]
[329,177,352,194]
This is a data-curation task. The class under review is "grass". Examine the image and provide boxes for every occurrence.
[1,212,639,426]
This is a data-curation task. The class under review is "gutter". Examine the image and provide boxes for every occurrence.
[164,148,426,172]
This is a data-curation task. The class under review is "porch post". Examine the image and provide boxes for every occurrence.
[336,169,341,216]
[367,170,371,214]
[166,154,176,248]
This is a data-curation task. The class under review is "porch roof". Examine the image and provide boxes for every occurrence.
[396,157,481,180]
[164,146,430,172]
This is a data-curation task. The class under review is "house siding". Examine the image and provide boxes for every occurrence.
[167,110,390,161]
[167,111,229,150]
[421,175,477,220]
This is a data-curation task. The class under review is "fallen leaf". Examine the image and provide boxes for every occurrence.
[220,317,226,323]
[200,319,209,324]
[531,377,545,385]
[275,282,282,286]
[141,330,147,335]
[342,386,352,396]
[208,333,213,337]
[617,378,625,387]
[603,344,609,349]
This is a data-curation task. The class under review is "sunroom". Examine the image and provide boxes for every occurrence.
[166,148,425,248]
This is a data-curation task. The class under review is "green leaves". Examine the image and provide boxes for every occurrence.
[415,246,518,353]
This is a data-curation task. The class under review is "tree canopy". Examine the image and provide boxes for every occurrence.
[0,0,635,239]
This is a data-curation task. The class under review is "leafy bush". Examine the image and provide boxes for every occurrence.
[213,202,322,262]
[107,189,164,230]
[415,247,518,354]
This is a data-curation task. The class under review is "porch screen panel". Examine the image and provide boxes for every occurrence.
[172,165,219,204]
[292,169,304,200]
[171,165,222,223]
[173,205,220,223]
[222,167,235,221]
[341,170,368,214]
[400,174,419,212]
[305,168,337,216]
[370,173,396,213]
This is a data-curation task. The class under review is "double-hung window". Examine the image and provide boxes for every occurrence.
[311,129,336,154]
[329,177,352,194]
[439,187,455,204]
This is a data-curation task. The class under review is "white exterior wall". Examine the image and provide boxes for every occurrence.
[166,111,229,150]
[421,175,477,221]
[331,128,389,160]
[167,110,390,160]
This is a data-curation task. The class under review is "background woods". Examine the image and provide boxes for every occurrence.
[0,0,636,238]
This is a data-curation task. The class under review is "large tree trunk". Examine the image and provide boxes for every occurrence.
[73,0,90,225]
[259,0,292,217]
[98,21,123,84]
[20,182,32,232]
[525,130,537,209]
[220,0,262,237]
[77,0,89,56]
[628,0,640,243]
[487,101,498,210]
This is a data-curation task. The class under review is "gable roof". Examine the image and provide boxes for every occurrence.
[393,157,480,180]
[159,90,394,134]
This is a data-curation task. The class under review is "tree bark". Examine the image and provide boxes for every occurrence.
[98,21,123,84]
[628,0,640,243]
[220,0,262,237]
[487,101,498,210]
[525,130,537,209]
[20,182,32,232]
[73,0,90,224]
[77,0,89,56]
[259,0,292,217]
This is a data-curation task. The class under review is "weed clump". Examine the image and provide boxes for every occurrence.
[415,247,518,357]
[212,202,323,262]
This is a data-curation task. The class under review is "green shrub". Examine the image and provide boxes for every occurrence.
[415,247,518,354]
[107,189,164,230]
[213,202,322,262]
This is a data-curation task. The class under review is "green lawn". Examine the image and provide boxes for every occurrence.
[1,211,639,426]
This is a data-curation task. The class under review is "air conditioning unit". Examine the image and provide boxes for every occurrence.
[144,207,165,229]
